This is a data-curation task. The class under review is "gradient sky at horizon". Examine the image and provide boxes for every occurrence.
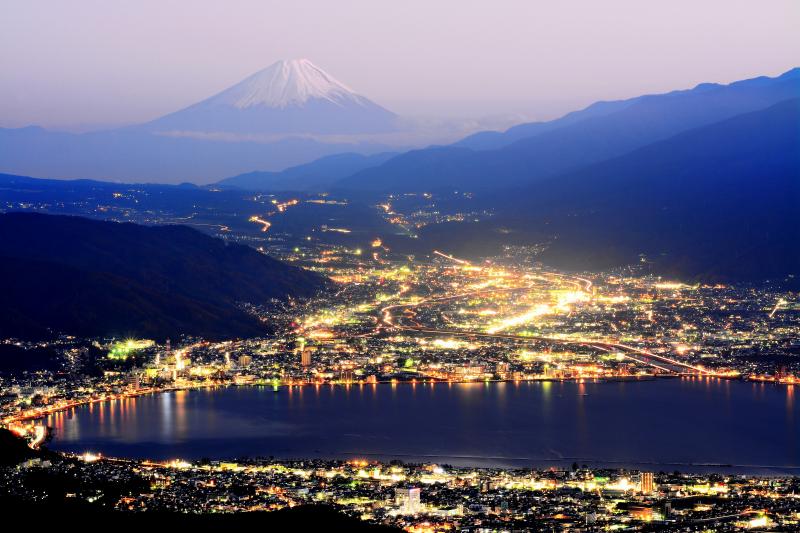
[1,0,798,130]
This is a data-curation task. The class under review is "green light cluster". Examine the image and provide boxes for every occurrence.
[107,339,154,361]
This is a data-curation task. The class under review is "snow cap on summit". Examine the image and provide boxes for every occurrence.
[144,58,397,135]
[210,59,365,109]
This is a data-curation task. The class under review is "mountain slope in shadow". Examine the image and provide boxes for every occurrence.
[0,213,328,340]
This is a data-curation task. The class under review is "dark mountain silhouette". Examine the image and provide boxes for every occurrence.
[398,99,799,284]
[0,497,399,531]
[0,213,327,340]
[455,99,634,150]
[338,68,800,192]
[217,151,398,191]
[0,429,45,466]
[520,98,800,282]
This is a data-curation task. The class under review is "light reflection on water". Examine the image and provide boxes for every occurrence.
[46,378,798,474]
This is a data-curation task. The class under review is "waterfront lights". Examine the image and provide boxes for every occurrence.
[82,452,101,462]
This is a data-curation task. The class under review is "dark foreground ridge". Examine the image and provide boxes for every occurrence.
[0,212,328,340]
[0,498,399,531]
[0,428,396,530]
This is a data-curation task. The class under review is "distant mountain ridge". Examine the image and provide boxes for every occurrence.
[456,67,800,150]
[338,67,800,192]
[522,97,800,280]
[216,151,399,191]
[405,98,800,285]
[454,99,634,151]
[0,213,328,340]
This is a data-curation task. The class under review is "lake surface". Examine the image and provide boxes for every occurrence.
[46,378,799,474]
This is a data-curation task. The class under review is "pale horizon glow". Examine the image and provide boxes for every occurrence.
[0,0,797,131]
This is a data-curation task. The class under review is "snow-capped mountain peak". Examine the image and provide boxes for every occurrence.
[210,59,365,109]
[145,58,397,135]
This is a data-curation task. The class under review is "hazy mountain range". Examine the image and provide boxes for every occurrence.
[0,67,796,287]
[212,67,799,195]
[401,98,798,285]
[335,67,800,192]
[0,60,406,184]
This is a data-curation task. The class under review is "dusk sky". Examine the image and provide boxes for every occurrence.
[1,0,797,130]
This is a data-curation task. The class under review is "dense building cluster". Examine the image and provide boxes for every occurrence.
[2,453,799,531]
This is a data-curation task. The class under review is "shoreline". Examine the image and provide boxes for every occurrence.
[0,372,732,426]
[17,377,798,477]
[51,448,800,478]
[4,371,790,428]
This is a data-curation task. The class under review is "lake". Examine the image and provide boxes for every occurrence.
[46,378,799,474]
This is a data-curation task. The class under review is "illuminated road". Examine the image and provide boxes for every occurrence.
[248,215,272,232]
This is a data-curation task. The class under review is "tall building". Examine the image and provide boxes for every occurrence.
[495,362,510,379]
[395,487,421,514]
[238,355,252,367]
[301,348,312,367]
[640,472,655,494]
[126,373,140,391]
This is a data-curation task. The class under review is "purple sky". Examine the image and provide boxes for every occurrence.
[1,0,797,130]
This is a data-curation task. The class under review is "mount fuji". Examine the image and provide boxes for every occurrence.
[0,59,405,183]
[142,59,398,136]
